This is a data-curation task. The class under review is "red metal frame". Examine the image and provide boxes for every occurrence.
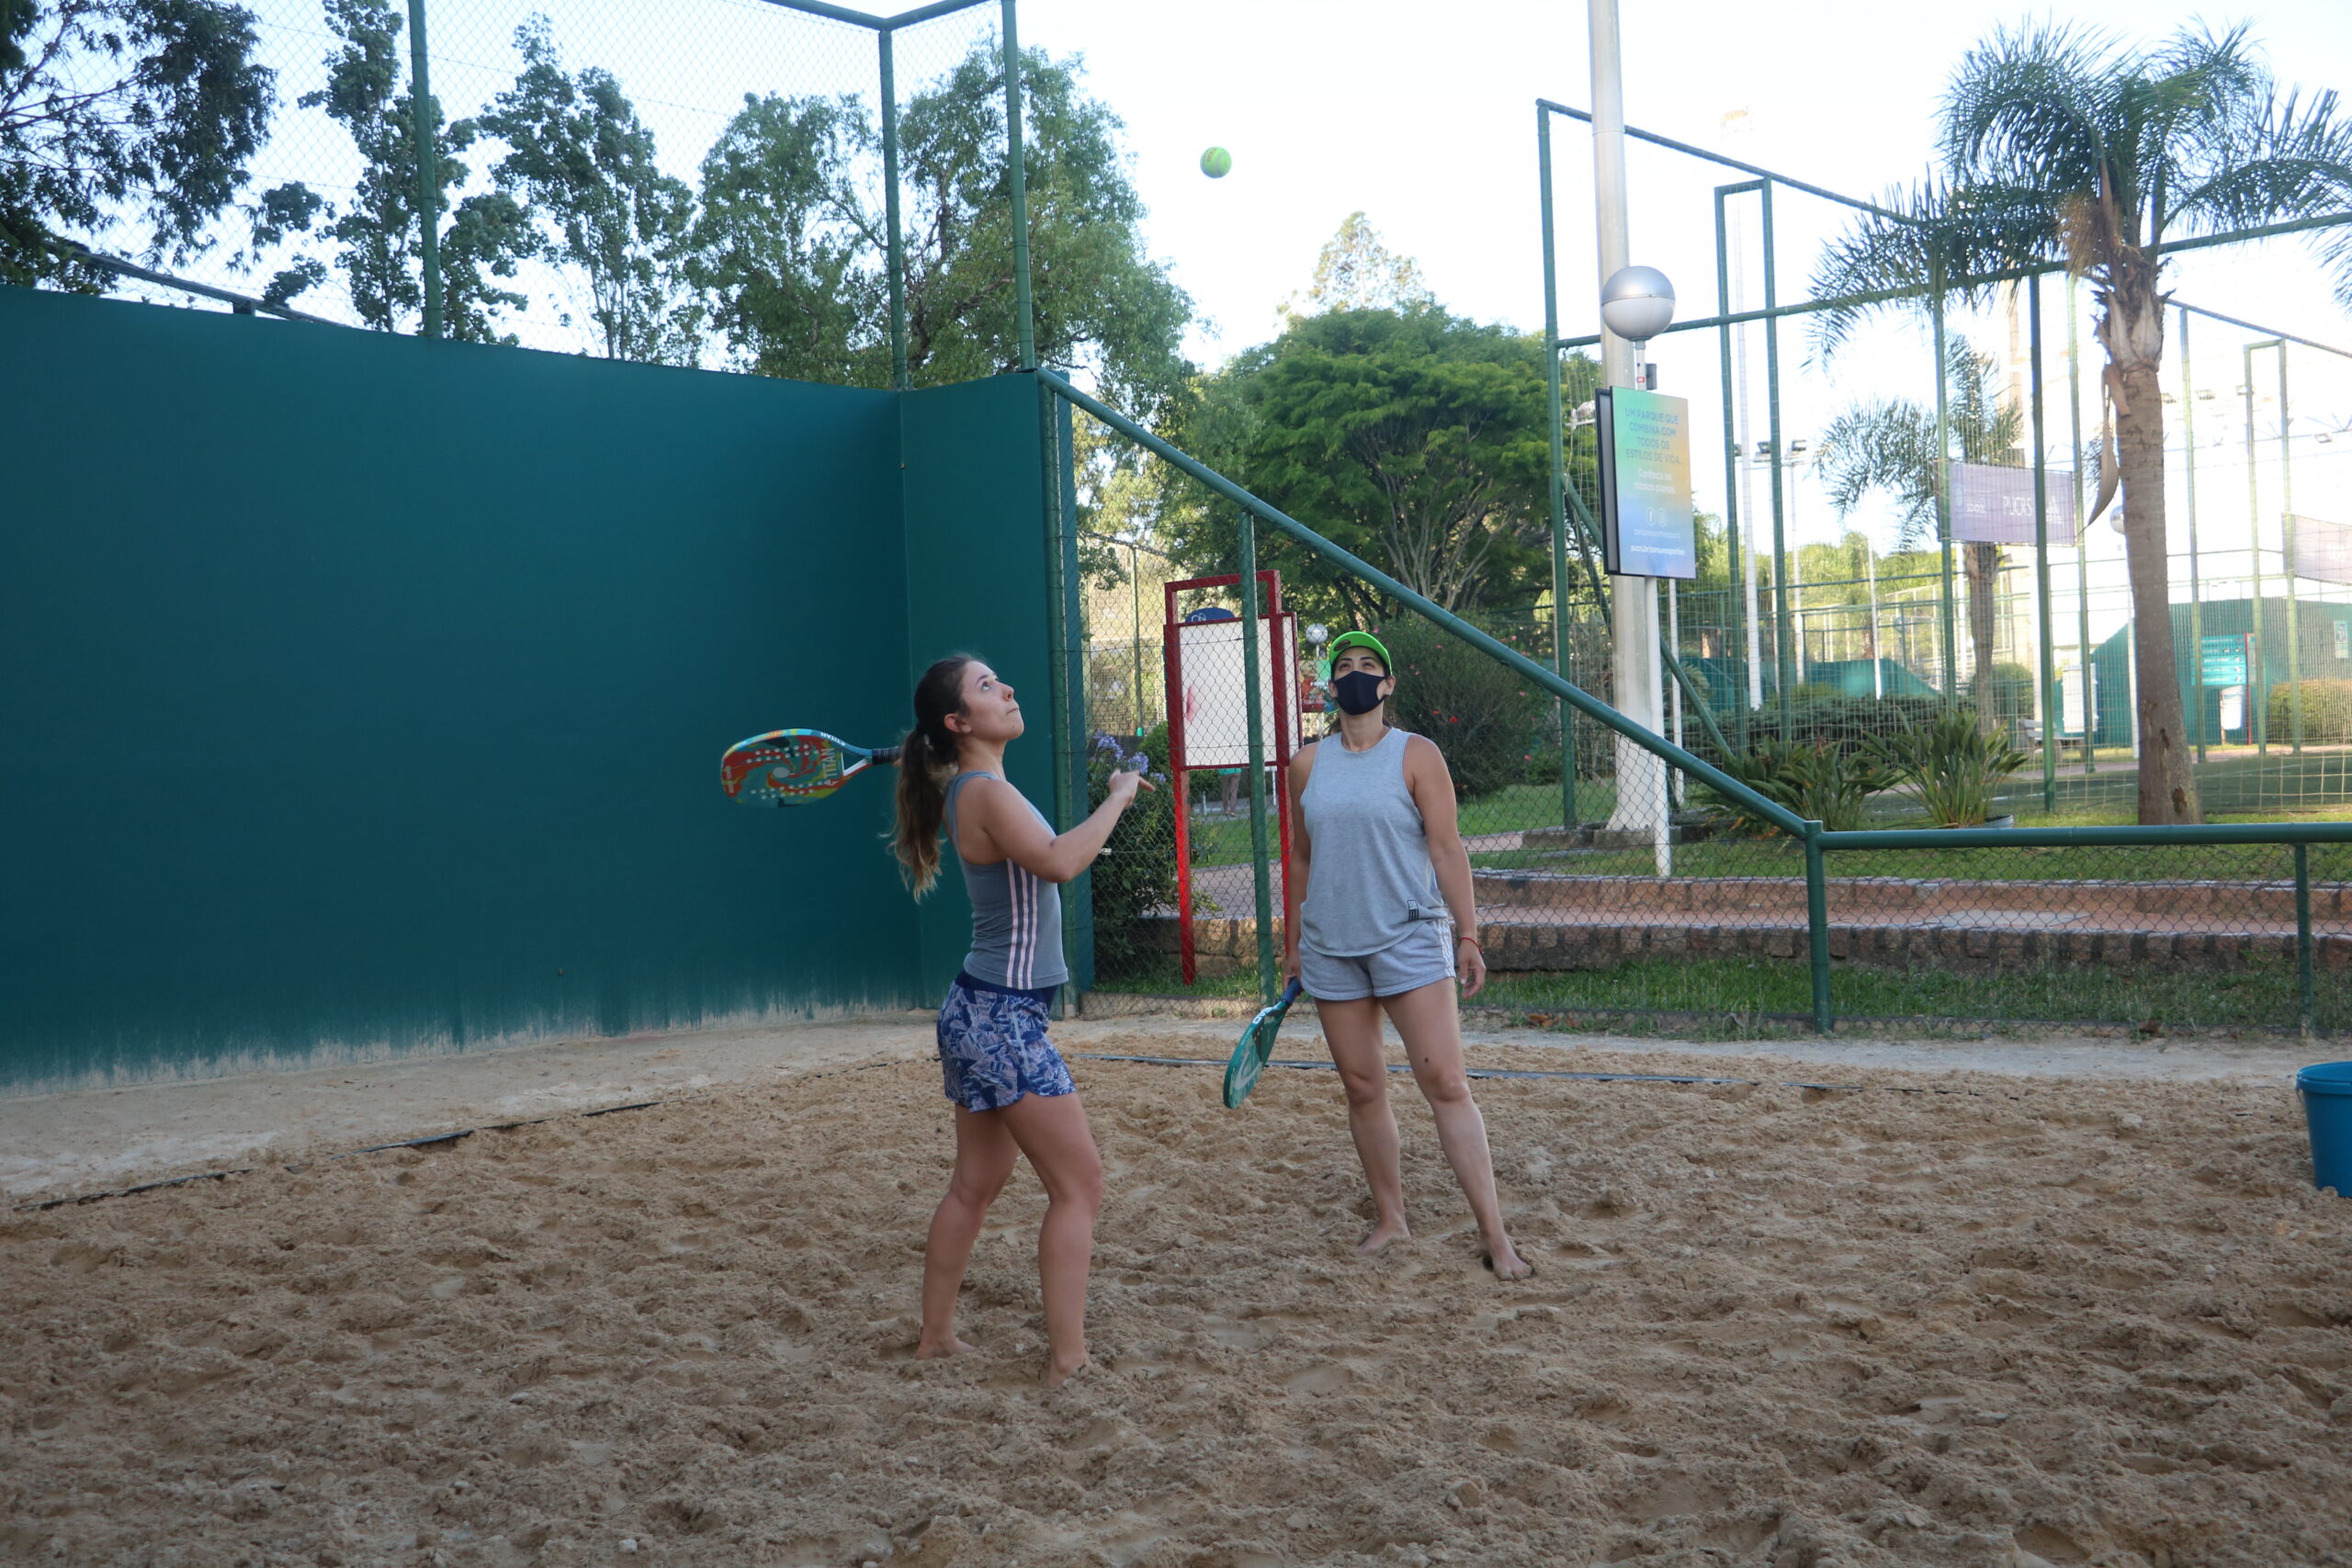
[1164,571,1297,984]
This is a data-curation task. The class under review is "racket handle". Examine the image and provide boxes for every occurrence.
[873,745,902,765]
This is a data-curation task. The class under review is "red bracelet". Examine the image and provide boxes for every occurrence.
[1456,933,1482,951]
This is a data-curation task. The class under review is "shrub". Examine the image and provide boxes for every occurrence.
[1377,619,1549,799]
[2268,679,2352,745]
[1703,739,1894,835]
[1865,712,2029,828]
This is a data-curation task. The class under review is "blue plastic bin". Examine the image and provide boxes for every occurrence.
[2297,1062,2352,1195]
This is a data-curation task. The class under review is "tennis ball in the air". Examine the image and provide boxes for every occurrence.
[1200,146,1233,179]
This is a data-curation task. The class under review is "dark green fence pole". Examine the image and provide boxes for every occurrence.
[1001,0,1036,371]
[2072,278,2095,773]
[2279,345,2303,755]
[1057,396,1092,990]
[1932,260,1957,713]
[2183,307,2206,760]
[1760,179,1793,733]
[879,28,909,389]
[1238,512,1277,1004]
[2245,342,2271,754]
[2030,276,2056,813]
[2295,841,2316,1035]
[1713,183,1749,751]
[1537,106,1578,829]
[1804,827,1833,1032]
[406,0,442,339]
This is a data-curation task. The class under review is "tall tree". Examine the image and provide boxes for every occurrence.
[1815,335,2020,714]
[248,0,534,338]
[1278,210,1433,321]
[479,17,696,364]
[690,38,1193,418]
[1812,23,2352,824]
[1166,307,1555,625]
[2,0,276,286]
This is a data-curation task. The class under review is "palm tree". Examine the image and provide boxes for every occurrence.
[1810,23,2352,824]
[1816,336,2020,718]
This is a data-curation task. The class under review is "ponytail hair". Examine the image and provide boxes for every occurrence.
[891,654,978,899]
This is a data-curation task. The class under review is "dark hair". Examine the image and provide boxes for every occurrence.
[891,654,978,898]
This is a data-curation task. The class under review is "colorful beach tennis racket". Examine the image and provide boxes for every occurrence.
[1224,978,1305,1109]
[720,729,900,807]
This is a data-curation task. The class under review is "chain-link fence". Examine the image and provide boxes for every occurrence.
[12,0,1018,378]
[1059,378,2352,1040]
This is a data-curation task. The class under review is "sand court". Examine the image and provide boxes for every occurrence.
[5,1027,2350,1567]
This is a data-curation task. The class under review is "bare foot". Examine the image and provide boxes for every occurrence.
[913,1334,979,1360]
[1045,1357,1090,1389]
[1480,1240,1533,1280]
[1356,1219,1411,1257]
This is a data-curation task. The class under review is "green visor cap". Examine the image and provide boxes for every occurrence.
[1326,630,1392,670]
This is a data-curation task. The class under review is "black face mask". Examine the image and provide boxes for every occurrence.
[1331,669,1387,716]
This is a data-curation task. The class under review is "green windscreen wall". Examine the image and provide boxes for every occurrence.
[0,288,1055,1091]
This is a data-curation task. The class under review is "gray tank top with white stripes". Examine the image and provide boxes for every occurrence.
[1298,727,1447,958]
[944,770,1069,990]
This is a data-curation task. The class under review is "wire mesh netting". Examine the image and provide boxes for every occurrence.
[1069,404,2350,1039]
[15,0,1004,371]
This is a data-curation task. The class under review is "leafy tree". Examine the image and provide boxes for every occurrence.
[1815,334,2020,714]
[1811,22,2352,824]
[691,38,1193,417]
[248,0,534,339]
[1278,210,1433,321]
[2,0,276,286]
[479,17,696,364]
[1165,306,1555,625]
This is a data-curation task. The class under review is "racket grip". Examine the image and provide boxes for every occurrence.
[874,746,903,765]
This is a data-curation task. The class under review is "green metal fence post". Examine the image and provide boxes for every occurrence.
[406,0,442,339]
[1713,184,1750,751]
[1537,105,1578,829]
[1238,512,1277,1004]
[1760,179,1794,734]
[1932,261,1957,713]
[2278,345,2303,755]
[2183,307,2206,760]
[1001,0,1036,371]
[2071,278,2095,773]
[1804,825,1833,1033]
[2295,841,2316,1035]
[1057,396,1092,991]
[2245,342,2272,754]
[2030,276,2056,813]
[879,28,909,390]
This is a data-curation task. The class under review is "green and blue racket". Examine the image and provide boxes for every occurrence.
[1224,978,1305,1109]
[721,728,899,807]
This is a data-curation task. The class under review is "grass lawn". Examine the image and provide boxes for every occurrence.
[1085,953,2339,1036]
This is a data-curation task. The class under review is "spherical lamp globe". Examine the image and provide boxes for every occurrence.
[1599,265,1676,344]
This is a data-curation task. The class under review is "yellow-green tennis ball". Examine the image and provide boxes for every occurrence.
[1200,146,1233,179]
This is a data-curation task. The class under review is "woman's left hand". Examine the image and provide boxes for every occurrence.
[1455,934,1487,999]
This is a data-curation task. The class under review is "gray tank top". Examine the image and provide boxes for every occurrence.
[1297,728,1447,958]
[944,771,1069,989]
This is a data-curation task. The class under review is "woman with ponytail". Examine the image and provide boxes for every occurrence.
[894,654,1148,1387]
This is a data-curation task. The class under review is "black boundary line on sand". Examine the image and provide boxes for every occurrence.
[10,1056,922,1214]
[1070,1052,2021,1100]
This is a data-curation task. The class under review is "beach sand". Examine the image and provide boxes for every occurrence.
[4,1027,2348,1566]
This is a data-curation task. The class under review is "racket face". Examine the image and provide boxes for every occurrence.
[1223,979,1304,1109]
[721,729,864,806]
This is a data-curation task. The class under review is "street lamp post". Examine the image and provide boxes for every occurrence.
[1598,265,1677,868]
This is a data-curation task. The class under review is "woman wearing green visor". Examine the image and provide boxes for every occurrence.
[1283,630,1531,1280]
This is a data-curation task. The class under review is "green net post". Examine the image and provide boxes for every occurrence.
[2244,343,2271,756]
[2030,276,2056,814]
[2072,279,2096,773]
[1538,105,1578,830]
[1238,511,1277,1005]
[1001,0,1035,371]
[2278,345,2303,755]
[879,28,909,390]
[2296,841,2316,1036]
[1932,262,1958,716]
[2182,307,2207,761]
[1805,826,1833,1033]
[1713,183,1750,752]
[406,0,442,339]
[1760,179,1794,735]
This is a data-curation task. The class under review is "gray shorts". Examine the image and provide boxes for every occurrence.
[1300,921,1455,1002]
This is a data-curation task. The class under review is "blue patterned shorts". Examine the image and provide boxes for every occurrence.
[937,976,1074,1112]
